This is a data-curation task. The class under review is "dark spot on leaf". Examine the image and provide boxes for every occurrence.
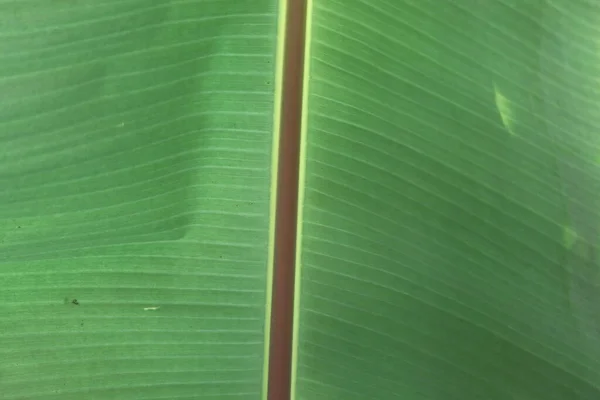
[71,299,79,306]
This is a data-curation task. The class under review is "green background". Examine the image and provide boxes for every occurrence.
[0,1,278,398]
[296,0,600,399]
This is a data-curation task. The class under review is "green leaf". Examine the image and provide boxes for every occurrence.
[3,1,600,399]
[0,1,279,399]
[294,0,600,399]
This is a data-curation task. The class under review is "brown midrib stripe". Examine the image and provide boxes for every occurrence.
[267,0,309,399]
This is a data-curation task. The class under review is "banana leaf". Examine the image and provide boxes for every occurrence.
[295,1,600,399]
[1,1,600,399]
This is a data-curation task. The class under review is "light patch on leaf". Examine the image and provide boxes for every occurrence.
[563,226,578,249]
[494,84,517,136]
